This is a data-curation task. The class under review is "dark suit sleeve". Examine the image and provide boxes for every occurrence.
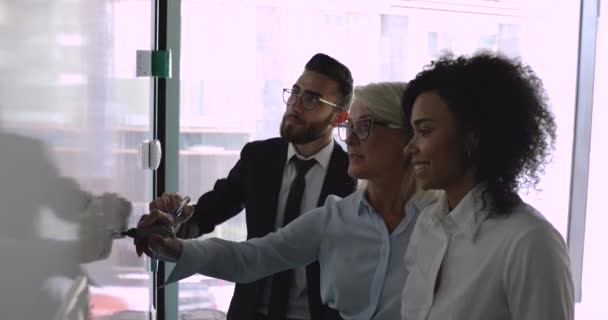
[178,143,251,238]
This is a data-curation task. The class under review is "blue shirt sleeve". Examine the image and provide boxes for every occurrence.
[166,205,331,284]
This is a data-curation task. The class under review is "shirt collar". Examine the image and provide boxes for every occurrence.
[358,191,371,215]
[357,189,437,217]
[286,139,334,170]
[432,183,489,241]
[409,190,440,213]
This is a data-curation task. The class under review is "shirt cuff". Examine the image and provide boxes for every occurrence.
[166,239,202,284]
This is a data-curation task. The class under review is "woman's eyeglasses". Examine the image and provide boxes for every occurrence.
[337,119,402,141]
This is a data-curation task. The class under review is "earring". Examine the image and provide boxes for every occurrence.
[465,145,474,163]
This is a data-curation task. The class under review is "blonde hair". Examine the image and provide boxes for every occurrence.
[353,82,408,128]
[354,82,409,192]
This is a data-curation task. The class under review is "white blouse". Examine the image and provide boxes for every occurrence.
[401,185,574,320]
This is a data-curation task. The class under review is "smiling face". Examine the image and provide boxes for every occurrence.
[345,100,409,181]
[404,91,477,200]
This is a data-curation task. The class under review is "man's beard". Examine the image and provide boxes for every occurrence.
[280,112,334,144]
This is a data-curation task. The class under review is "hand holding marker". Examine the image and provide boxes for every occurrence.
[122,196,191,242]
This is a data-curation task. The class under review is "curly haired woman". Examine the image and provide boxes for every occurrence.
[401,52,574,320]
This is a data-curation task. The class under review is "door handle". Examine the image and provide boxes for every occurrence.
[140,139,162,170]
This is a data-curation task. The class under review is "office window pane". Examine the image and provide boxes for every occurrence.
[179,0,580,314]
[576,1,608,318]
[0,0,154,319]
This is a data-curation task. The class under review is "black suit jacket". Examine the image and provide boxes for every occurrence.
[180,137,355,320]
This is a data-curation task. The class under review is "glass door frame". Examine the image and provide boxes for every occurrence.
[153,0,181,319]
[568,0,601,303]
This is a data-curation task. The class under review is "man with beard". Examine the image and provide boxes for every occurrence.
[150,53,356,320]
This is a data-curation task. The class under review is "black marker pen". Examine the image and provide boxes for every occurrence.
[121,196,191,241]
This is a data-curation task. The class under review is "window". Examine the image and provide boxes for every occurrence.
[576,0,608,317]
[178,0,581,314]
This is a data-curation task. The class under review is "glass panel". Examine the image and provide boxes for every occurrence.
[0,0,154,319]
[178,0,580,314]
[577,1,607,318]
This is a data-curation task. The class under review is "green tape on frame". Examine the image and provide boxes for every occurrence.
[151,50,171,78]
[136,50,172,78]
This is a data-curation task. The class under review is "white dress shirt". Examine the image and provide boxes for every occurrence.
[257,140,334,319]
[401,184,574,320]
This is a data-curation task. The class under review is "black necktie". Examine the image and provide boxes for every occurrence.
[267,157,317,320]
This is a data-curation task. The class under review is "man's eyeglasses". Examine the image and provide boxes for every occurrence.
[337,119,402,141]
[283,88,343,111]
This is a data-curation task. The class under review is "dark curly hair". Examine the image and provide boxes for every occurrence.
[402,51,556,215]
